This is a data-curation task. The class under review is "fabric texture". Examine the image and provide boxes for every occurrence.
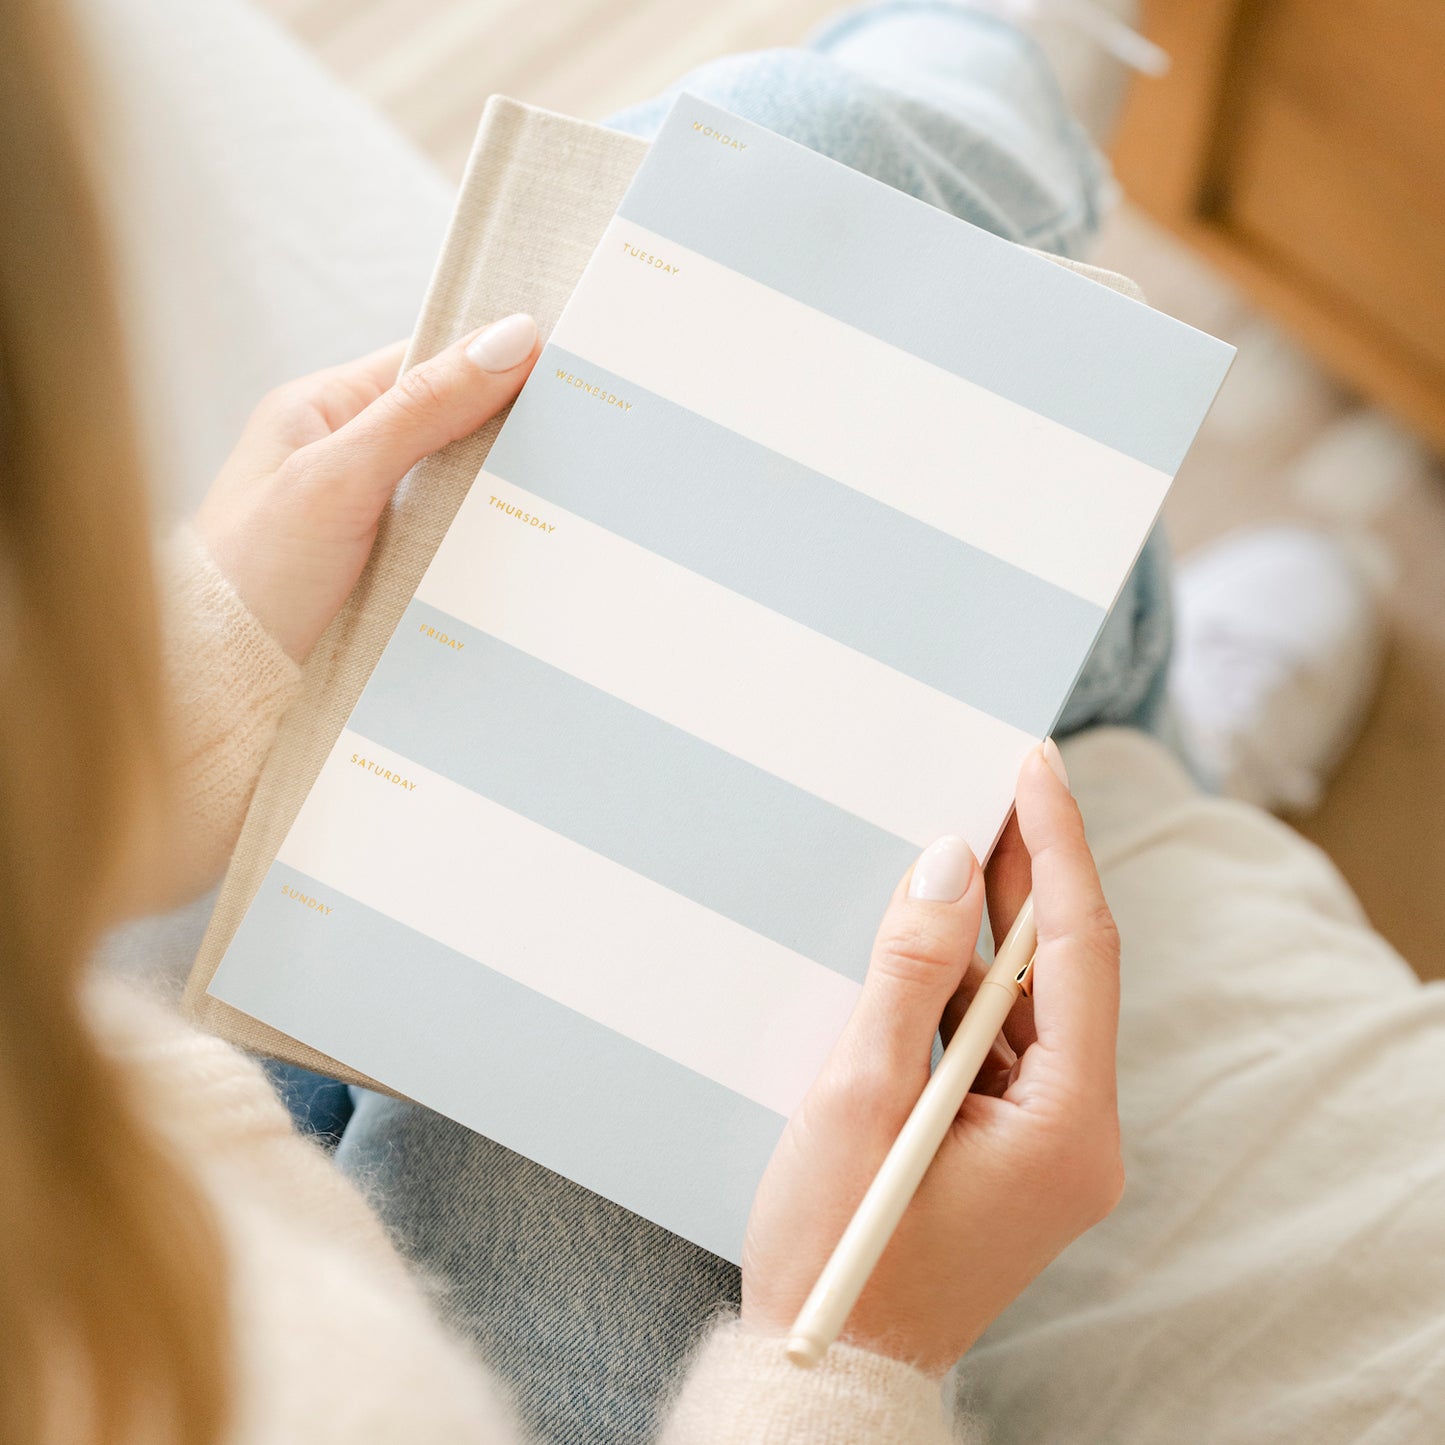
[955,727,1445,1445]
[160,526,303,901]
[612,0,1108,256]
[659,1326,955,1445]
[88,975,524,1445]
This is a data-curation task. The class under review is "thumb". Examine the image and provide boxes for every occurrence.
[299,312,540,515]
[840,837,985,1093]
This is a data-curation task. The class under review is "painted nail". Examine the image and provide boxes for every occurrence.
[1041,737,1070,789]
[466,313,538,372]
[908,835,976,902]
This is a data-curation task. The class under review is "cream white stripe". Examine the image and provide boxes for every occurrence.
[280,731,857,1118]
[551,217,1169,609]
[418,478,1034,856]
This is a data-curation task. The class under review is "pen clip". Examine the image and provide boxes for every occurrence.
[1014,953,1036,998]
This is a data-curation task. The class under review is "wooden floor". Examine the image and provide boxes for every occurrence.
[259,0,1445,980]
[263,0,844,179]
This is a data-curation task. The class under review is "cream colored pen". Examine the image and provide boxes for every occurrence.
[786,895,1038,1368]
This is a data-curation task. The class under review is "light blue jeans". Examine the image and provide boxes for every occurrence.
[317,7,1173,1442]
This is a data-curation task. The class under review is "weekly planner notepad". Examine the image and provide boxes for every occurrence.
[210,97,1233,1261]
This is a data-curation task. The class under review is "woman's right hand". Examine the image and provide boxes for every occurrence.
[741,741,1124,1374]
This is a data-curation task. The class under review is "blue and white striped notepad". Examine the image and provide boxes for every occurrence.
[210,97,1233,1261]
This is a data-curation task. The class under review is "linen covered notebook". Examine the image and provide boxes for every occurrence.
[205,96,1233,1261]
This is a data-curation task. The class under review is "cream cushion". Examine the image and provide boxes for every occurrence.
[962,726,1445,1443]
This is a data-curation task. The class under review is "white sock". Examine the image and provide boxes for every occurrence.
[1169,525,1384,814]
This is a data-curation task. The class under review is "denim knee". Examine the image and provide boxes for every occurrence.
[1056,525,1174,738]
[612,51,928,183]
[607,47,1069,244]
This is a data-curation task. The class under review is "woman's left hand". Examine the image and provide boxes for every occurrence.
[196,313,540,661]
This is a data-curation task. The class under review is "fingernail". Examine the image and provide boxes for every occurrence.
[1041,738,1070,789]
[466,313,538,372]
[908,835,976,902]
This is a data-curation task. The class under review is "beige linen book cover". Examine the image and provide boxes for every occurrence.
[183,100,649,1086]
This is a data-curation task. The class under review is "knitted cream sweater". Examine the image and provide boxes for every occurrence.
[91,529,969,1445]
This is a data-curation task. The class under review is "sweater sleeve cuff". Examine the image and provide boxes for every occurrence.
[660,1321,962,1445]
[160,524,303,892]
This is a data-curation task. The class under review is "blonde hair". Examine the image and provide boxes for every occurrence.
[0,3,231,1441]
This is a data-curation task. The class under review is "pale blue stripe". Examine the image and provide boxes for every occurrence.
[350,600,917,983]
[210,863,781,1261]
[614,95,1233,475]
[490,345,1101,736]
